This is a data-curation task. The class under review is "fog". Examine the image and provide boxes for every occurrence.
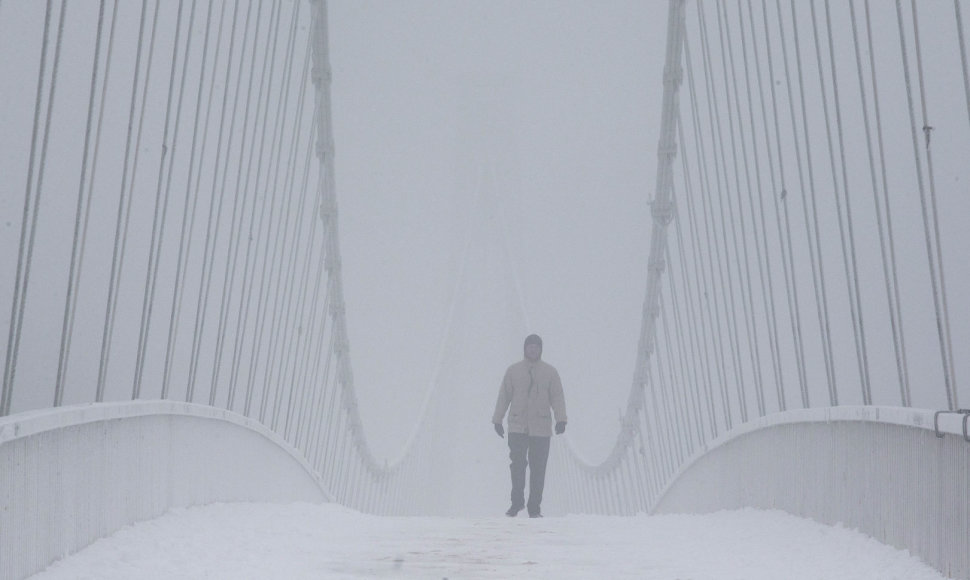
[328,1,666,462]
[1,0,966,483]
[328,0,970,464]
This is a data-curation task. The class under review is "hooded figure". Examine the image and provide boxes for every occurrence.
[492,334,567,518]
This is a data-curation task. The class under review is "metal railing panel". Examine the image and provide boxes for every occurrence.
[0,401,330,580]
[653,407,970,579]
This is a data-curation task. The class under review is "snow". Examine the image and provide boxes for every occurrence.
[30,502,945,580]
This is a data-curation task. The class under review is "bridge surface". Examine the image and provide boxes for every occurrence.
[29,503,946,580]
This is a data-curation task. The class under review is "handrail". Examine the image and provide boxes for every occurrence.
[933,408,970,439]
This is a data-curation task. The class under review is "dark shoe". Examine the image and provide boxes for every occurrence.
[505,505,523,517]
[528,512,542,518]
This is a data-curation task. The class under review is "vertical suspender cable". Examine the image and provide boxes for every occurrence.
[659,286,694,457]
[230,0,282,414]
[863,0,911,407]
[273,90,317,428]
[1,0,55,416]
[311,321,338,470]
[240,1,291,417]
[161,0,217,397]
[652,350,677,479]
[184,0,240,402]
[644,364,672,488]
[337,414,353,499]
[909,0,957,409]
[638,396,663,505]
[639,418,659,507]
[808,0,855,405]
[637,0,686,422]
[24,0,69,397]
[117,2,163,384]
[849,0,911,406]
[675,112,720,439]
[279,126,322,436]
[628,424,649,510]
[666,216,709,445]
[302,276,337,451]
[151,0,200,400]
[298,285,332,451]
[752,0,799,410]
[96,0,154,399]
[957,0,970,129]
[312,0,354,490]
[273,58,318,429]
[560,0,687,511]
[717,4,765,422]
[289,203,328,442]
[267,36,316,429]
[252,3,306,421]
[787,0,839,404]
[816,0,873,404]
[69,0,122,402]
[737,1,786,414]
[762,0,810,408]
[230,2,282,416]
[619,448,635,514]
[329,415,346,496]
[627,0,685,509]
[682,38,729,436]
[182,0,231,403]
[657,290,686,458]
[173,0,228,400]
[698,3,749,424]
[206,0,259,403]
[132,0,188,399]
[895,0,957,409]
[695,8,738,430]
[812,0,872,405]
[288,153,329,441]
[610,465,622,516]
[670,236,707,454]
[55,0,108,406]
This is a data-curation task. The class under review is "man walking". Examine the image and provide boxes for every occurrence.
[492,334,567,518]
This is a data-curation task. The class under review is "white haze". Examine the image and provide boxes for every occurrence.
[0,0,966,482]
[329,0,970,465]
[329,1,665,462]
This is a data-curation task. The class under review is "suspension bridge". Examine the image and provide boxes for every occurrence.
[1,0,968,578]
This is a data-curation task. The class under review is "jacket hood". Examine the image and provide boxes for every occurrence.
[523,334,543,359]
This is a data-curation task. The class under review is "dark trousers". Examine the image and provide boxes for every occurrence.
[508,432,551,515]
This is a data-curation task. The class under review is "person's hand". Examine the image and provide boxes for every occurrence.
[555,421,566,435]
[494,423,504,438]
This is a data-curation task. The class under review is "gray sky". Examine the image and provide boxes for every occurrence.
[0,0,965,472]
[329,1,667,461]
[0,1,663,466]
[329,0,970,462]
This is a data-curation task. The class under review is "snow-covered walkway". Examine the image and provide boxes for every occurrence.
[30,502,945,579]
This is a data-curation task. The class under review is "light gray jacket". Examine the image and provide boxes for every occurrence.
[492,359,567,437]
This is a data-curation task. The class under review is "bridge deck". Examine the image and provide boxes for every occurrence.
[29,503,943,580]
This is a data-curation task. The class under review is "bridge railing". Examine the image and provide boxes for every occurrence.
[651,406,970,580]
[552,0,970,522]
[0,1,442,536]
[548,0,969,575]
[0,401,329,580]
